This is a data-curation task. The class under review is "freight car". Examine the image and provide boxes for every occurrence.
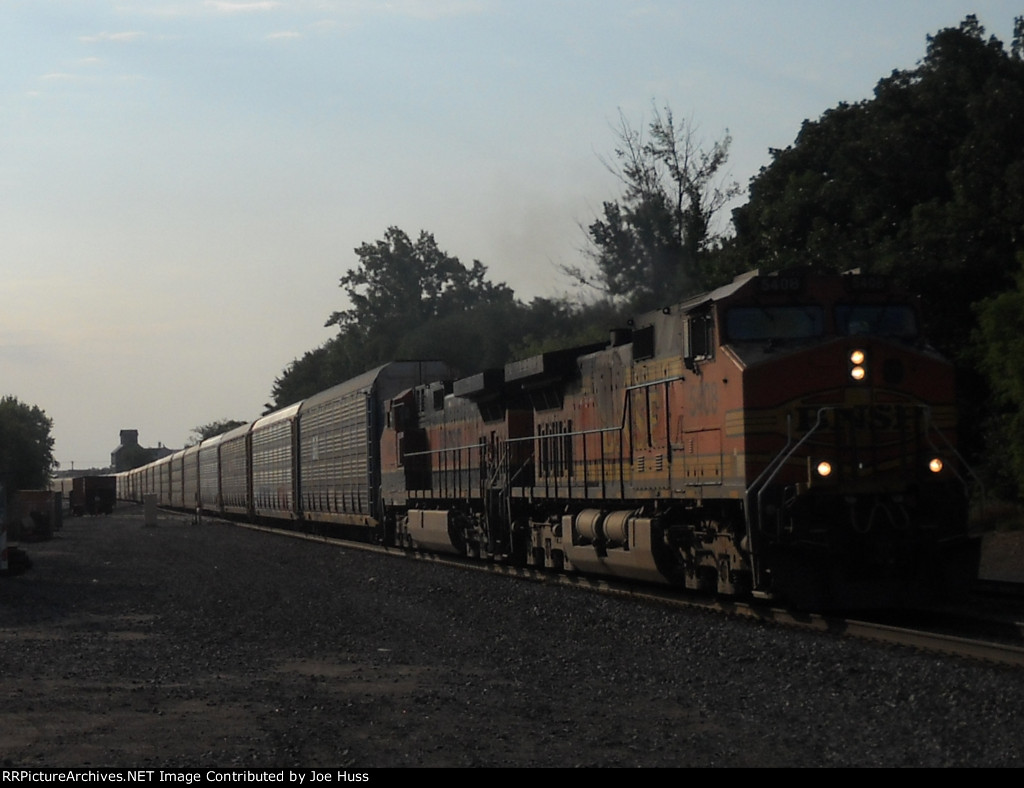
[69,475,116,516]
[119,269,981,609]
[122,361,454,531]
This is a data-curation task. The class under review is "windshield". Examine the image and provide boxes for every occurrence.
[726,306,825,341]
[836,304,917,338]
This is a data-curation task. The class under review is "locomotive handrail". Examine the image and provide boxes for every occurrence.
[749,407,832,534]
[623,375,686,392]
[485,378,682,498]
[403,441,485,457]
[496,375,679,447]
[404,426,623,453]
[923,410,986,512]
[506,425,624,498]
[748,410,827,498]
[503,425,623,443]
[743,407,829,594]
[499,373,683,446]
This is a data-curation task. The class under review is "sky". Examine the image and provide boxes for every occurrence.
[2,1,1021,471]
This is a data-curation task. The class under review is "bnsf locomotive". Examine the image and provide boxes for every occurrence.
[118,269,981,608]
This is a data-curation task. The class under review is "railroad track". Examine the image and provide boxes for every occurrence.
[974,577,1024,602]
[218,515,1024,669]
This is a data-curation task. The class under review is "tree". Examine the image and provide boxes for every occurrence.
[270,345,332,411]
[569,104,741,310]
[975,252,1024,495]
[270,228,519,408]
[187,419,248,447]
[511,296,627,358]
[326,227,516,336]
[0,396,56,492]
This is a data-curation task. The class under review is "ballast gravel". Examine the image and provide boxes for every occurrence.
[1,505,1022,768]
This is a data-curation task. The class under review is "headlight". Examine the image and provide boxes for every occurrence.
[929,458,943,473]
[849,349,866,382]
[816,461,833,478]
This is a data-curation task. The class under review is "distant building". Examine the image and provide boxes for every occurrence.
[111,430,175,472]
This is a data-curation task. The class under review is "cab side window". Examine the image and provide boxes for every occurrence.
[686,311,714,365]
[633,325,655,360]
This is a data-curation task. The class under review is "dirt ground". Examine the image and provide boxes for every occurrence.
[979,528,1024,582]
[2,506,1023,769]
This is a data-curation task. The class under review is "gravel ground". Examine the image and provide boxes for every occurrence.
[2,504,1023,769]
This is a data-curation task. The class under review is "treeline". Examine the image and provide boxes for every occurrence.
[269,16,1023,497]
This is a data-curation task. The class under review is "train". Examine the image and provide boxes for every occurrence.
[117,268,982,609]
[50,475,116,516]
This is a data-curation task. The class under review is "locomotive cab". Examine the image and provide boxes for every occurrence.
[712,270,980,607]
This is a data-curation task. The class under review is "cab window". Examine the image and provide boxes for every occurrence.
[687,311,714,361]
[836,304,917,338]
[725,306,824,341]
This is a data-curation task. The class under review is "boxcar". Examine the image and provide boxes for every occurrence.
[70,475,116,516]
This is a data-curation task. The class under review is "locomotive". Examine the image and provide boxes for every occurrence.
[119,268,981,609]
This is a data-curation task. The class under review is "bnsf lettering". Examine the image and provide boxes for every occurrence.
[797,404,918,433]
